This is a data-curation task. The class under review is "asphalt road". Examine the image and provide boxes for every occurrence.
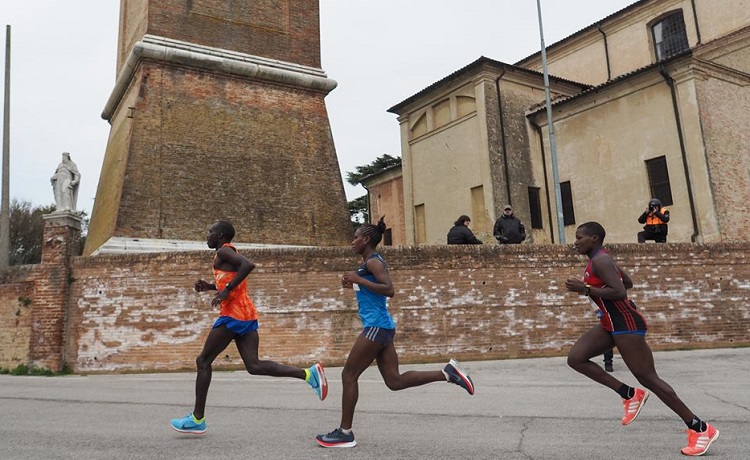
[1,348,747,459]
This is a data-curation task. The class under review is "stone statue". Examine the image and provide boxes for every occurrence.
[50,152,81,212]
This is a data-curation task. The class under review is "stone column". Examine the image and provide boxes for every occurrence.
[28,211,81,371]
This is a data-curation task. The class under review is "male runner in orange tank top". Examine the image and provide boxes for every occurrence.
[170,221,328,434]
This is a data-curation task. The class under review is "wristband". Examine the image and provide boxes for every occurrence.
[583,284,592,296]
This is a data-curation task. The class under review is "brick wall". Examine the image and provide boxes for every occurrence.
[367,175,406,246]
[1,215,81,371]
[118,0,321,71]
[0,267,34,369]
[8,244,750,372]
[88,0,351,254]
[86,61,352,252]
[3,239,748,373]
[696,75,750,241]
[148,0,321,68]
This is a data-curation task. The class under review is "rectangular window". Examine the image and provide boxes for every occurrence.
[560,181,576,226]
[645,156,674,206]
[528,187,543,229]
[383,228,393,246]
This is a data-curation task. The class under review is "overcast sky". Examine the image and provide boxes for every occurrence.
[1,0,635,216]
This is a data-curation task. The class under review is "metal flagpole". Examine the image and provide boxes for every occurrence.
[536,0,566,244]
[0,25,11,267]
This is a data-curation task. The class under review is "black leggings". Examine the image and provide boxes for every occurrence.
[638,230,666,243]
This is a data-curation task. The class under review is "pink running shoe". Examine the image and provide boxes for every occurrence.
[621,388,649,425]
[681,423,719,456]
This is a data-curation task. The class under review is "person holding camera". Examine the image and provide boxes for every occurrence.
[637,198,669,243]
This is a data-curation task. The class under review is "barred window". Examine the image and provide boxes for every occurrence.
[652,11,689,61]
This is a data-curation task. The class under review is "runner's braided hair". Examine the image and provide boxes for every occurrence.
[360,216,387,247]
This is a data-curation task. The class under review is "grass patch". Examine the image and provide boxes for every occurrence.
[0,363,73,376]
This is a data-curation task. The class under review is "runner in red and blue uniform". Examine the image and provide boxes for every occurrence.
[565,222,719,456]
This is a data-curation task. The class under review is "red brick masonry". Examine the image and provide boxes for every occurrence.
[2,242,748,373]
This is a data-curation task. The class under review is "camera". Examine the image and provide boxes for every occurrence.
[649,206,655,212]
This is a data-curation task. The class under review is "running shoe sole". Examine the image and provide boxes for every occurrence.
[312,362,328,401]
[170,422,206,435]
[316,438,357,448]
[446,358,475,395]
[682,427,720,456]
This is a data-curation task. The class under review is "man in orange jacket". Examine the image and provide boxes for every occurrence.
[637,198,669,243]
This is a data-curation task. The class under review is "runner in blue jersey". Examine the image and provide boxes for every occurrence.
[316,217,475,448]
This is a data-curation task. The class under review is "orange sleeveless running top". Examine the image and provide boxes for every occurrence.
[213,243,258,321]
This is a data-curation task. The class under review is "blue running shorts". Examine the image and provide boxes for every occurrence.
[213,316,259,336]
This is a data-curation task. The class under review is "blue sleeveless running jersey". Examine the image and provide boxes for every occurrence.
[355,254,396,329]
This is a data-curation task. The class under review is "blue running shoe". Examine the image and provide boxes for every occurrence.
[307,362,328,401]
[444,358,475,395]
[316,428,357,448]
[170,413,206,434]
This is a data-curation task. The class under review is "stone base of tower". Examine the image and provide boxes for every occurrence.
[85,37,352,255]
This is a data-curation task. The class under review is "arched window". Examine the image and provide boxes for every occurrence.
[651,10,689,61]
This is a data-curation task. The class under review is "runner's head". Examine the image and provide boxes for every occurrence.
[207,220,235,248]
[574,221,605,255]
[353,216,386,251]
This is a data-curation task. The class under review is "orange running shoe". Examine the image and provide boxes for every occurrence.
[681,423,719,456]
[621,388,649,425]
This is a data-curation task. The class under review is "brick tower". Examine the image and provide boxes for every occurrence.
[84,0,352,254]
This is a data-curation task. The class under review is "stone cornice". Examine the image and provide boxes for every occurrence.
[90,236,310,255]
[691,58,750,85]
[694,24,750,61]
[102,35,337,121]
